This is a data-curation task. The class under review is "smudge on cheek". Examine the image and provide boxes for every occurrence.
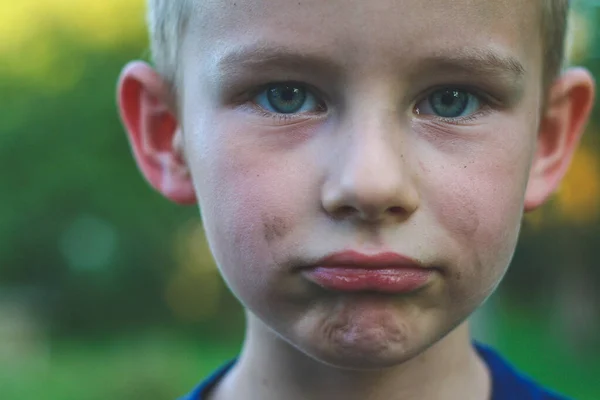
[262,214,291,243]
[207,172,299,278]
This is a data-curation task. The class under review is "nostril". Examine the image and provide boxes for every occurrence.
[336,206,356,218]
[388,206,405,215]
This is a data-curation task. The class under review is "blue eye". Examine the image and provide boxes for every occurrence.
[254,83,322,114]
[416,88,481,119]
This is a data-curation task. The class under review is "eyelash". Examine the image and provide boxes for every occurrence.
[245,82,327,123]
[242,83,496,124]
[252,106,312,123]
[420,105,494,126]
[412,86,495,126]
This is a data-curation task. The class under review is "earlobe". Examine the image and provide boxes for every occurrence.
[117,61,197,205]
[524,68,595,213]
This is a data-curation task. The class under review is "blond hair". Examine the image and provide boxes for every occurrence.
[541,0,571,88]
[147,0,570,91]
[147,0,193,89]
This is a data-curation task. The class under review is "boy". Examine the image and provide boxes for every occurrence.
[116,0,595,398]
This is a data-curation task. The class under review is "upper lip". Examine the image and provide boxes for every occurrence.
[310,250,425,269]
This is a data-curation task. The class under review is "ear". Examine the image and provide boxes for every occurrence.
[524,67,595,212]
[117,61,196,205]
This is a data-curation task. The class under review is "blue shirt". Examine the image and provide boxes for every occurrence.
[179,343,569,400]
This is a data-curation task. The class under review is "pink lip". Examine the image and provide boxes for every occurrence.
[302,250,434,294]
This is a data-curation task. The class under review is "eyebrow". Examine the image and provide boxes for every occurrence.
[411,47,526,82]
[216,44,343,79]
[214,43,526,90]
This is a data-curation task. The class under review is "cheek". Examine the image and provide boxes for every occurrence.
[197,175,292,304]
[184,118,316,299]
[421,135,533,291]
[433,165,523,243]
[197,161,292,289]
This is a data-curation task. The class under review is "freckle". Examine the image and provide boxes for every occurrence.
[455,271,462,281]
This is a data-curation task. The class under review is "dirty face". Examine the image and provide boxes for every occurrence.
[179,0,543,367]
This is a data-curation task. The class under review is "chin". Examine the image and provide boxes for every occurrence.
[294,311,427,370]
[305,338,421,371]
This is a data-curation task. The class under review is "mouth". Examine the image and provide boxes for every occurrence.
[300,250,436,294]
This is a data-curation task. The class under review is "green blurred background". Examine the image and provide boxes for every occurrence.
[1,1,599,399]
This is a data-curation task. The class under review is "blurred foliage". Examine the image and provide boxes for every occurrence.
[0,0,599,399]
[0,0,243,338]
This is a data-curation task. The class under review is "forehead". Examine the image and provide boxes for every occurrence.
[184,0,542,82]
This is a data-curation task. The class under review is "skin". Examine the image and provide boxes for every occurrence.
[117,0,595,399]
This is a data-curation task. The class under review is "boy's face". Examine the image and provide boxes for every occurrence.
[119,0,593,368]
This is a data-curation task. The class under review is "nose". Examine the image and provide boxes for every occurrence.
[321,115,420,223]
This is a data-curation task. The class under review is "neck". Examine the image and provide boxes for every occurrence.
[210,315,490,400]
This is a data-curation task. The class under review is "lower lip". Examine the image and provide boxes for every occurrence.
[303,267,433,294]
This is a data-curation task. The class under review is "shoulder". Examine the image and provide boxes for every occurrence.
[178,360,237,400]
[474,342,571,400]
[179,347,571,400]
